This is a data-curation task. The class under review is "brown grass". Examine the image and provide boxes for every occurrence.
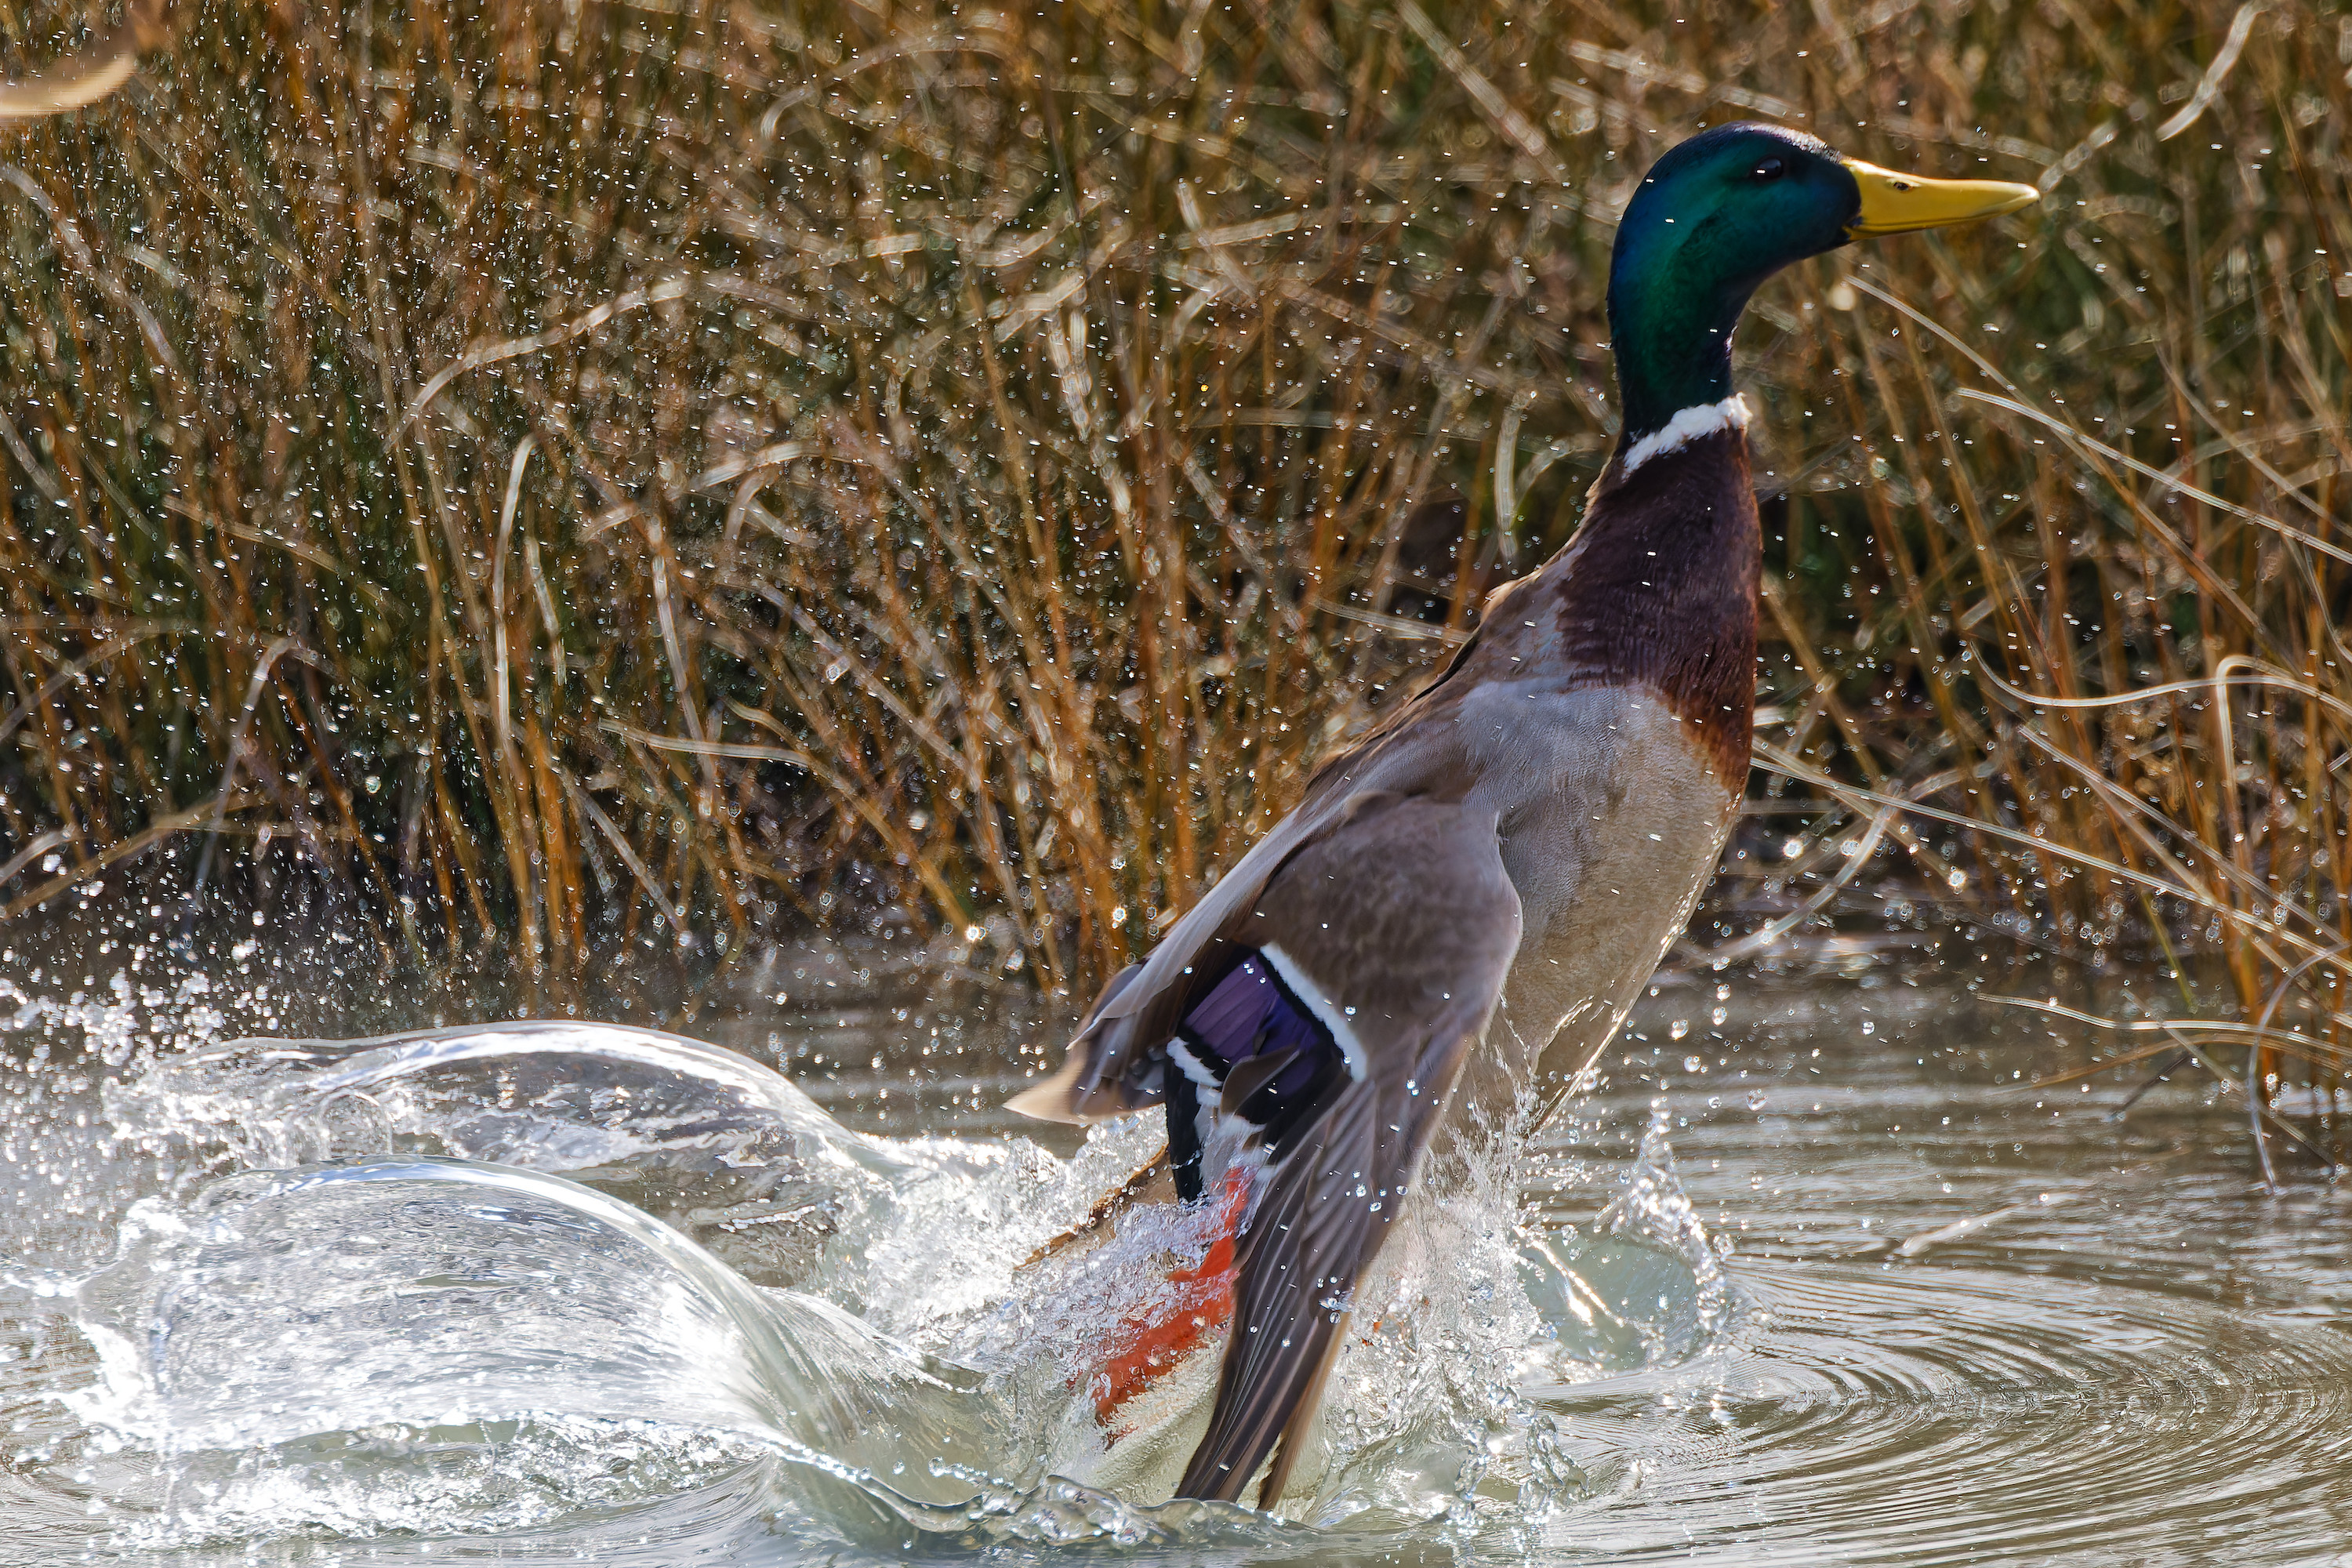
[0,0,2346,1128]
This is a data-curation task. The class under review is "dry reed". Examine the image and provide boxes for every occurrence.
[0,0,2346,1142]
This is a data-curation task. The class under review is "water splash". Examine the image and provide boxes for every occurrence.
[102,1022,905,1291]
[1516,1104,1737,1387]
[49,1157,1002,1544]
[35,1021,1729,1555]
[100,1023,1178,1333]
[9,987,2351,1565]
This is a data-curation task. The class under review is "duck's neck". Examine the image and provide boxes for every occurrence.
[1605,252,1761,443]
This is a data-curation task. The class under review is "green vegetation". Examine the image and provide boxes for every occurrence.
[0,0,2345,1115]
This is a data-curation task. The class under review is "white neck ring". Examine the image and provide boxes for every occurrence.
[1618,393,1751,477]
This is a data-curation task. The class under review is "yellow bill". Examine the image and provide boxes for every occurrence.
[1843,159,2039,237]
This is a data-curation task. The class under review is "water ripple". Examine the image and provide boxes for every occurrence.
[1526,1258,2352,1563]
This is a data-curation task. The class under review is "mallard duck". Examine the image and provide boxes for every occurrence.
[1011,122,2036,1506]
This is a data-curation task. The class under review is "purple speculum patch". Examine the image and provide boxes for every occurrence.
[1176,953,1336,1106]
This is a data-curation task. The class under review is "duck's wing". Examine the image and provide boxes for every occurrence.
[1171,791,1521,1504]
[1007,633,1507,1128]
[1006,791,1345,1124]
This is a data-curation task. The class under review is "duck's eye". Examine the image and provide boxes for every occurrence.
[1752,157,1787,182]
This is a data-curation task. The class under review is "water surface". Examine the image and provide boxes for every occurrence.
[2,938,2348,1565]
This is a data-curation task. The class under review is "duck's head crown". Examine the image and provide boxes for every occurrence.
[1606,124,1860,438]
[1606,122,2035,441]
[1620,123,1862,267]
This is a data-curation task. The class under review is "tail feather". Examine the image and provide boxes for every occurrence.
[1005,963,1142,1123]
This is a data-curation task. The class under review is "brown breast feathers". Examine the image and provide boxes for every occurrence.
[1301,425,1760,798]
[1542,426,1760,789]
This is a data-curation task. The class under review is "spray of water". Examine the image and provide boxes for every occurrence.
[6,1022,1731,1555]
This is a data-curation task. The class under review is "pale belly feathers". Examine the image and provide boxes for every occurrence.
[1444,681,1738,1120]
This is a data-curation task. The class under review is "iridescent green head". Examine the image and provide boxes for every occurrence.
[1606,122,2036,441]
